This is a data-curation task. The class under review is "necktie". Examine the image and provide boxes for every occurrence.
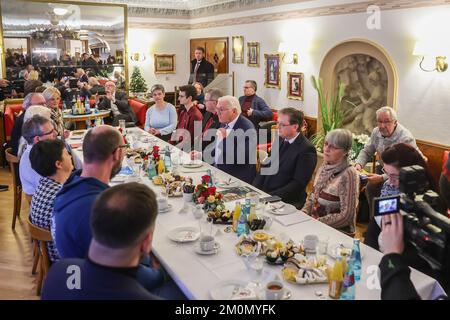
[280,140,290,155]
[193,60,201,81]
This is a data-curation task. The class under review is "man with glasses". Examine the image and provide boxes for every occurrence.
[201,88,223,151]
[238,80,273,129]
[98,81,137,126]
[212,95,257,184]
[20,115,58,196]
[53,125,125,259]
[254,108,317,208]
[354,106,422,218]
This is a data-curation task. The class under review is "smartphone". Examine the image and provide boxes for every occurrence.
[260,195,282,203]
[373,195,400,216]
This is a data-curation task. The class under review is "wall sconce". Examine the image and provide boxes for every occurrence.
[130,52,146,62]
[413,40,448,72]
[278,42,298,64]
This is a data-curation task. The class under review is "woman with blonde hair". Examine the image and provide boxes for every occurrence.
[24,70,43,96]
[42,87,68,138]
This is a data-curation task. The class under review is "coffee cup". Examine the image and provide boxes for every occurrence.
[199,235,215,252]
[265,281,285,300]
[182,192,193,203]
[157,197,169,212]
[303,234,319,252]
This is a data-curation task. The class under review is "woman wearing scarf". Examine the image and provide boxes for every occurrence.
[301,129,359,236]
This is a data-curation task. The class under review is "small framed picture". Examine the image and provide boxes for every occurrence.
[232,36,244,64]
[287,72,304,100]
[154,54,176,74]
[247,42,260,67]
[264,53,281,89]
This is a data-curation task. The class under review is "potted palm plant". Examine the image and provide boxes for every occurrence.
[310,75,347,152]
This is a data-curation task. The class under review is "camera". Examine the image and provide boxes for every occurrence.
[376,165,450,278]
[68,77,78,89]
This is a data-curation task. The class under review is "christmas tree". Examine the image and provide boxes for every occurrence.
[129,66,148,94]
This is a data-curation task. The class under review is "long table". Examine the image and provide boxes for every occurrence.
[68,127,445,300]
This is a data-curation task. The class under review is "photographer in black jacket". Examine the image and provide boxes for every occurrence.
[379,213,448,300]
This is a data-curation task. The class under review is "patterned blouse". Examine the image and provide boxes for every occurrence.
[50,107,65,137]
[30,177,62,262]
[302,164,360,235]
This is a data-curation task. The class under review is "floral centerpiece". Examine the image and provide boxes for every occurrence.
[193,175,231,223]
[350,133,370,161]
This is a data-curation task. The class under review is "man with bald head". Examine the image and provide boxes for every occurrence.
[98,81,136,126]
[53,125,126,258]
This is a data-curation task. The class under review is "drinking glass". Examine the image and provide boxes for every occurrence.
[119,119,126,131]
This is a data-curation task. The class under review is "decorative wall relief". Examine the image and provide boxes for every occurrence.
[335,54,388,135]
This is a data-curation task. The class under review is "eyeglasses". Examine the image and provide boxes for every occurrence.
[377,120,395,125]
[277,122,294,128]
[205,99,217,103]
[382,168,400,179]
[37,128,57,137]
[217,108,232,113]
[113,144,128,153]
[243,86,252,89]
[323,141,343,150]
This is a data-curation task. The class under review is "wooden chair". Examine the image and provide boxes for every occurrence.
[5,148,22,230]
[27,216,52,296]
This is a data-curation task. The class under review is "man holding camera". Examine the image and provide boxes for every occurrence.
[379,213,448,299]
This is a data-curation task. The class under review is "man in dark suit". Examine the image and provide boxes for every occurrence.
[238,80,273,129]
[188,47,215,87]
[207,95,257,184]
[201,88,222,151]
[254,108,317,208]
[98,81,137,126]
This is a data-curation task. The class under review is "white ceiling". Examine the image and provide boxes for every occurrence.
[52,0,237,10]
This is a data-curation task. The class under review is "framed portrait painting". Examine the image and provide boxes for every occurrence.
[264,53,281,89]
[154,54,176,74]
[287,72,304,100]
[232,36,244,64]
[247,42,260,67]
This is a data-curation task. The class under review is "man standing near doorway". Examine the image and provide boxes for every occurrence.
[188,47,214,87]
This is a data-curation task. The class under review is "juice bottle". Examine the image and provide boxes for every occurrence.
[328,257,344,299]
[248,203,257,223]
[232,202,241,232]
[157,158,165,175]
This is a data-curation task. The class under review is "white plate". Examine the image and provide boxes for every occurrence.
[167,226,200,243]
[210,280,250,300]
[216,180,240,189]
[183,162,203,168]
[269,203,297,215]
[194,242,220,255]
[158,203,173,213]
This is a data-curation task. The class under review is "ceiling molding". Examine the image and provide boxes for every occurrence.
[128,0,450,29]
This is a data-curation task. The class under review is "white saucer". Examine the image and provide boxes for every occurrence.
[158,203,173,213]
[216,180,240,189]
[167,226,200,243]
[194,242,220,255]
[183,162,203,168]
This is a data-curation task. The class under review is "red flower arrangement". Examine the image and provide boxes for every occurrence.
[193,175,224,211]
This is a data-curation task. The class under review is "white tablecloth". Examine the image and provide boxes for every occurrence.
[68,127,445,300]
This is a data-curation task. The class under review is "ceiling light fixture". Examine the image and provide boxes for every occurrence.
[53,8,68,16]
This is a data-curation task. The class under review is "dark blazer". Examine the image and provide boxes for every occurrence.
[98,91,137,123]
[189,58,214,87]
[253,134,317,208]
[213,115,257,184]
[238,94,273,128]
[201,112,220,151]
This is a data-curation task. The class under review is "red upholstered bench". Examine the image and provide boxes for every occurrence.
[128,98,149,129]
[4,104,24,141]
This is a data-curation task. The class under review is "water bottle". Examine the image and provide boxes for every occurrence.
[164,146,172,172]
[350,239,362,281]
[147,158,157,179]
[236,199,251,237]
[84,96,91,113]
[206,169,214,186]
[340,258,356,300]
[72,96,77,115]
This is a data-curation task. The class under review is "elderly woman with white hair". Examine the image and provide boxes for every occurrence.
[301,129,360,236]
[42,87,68,138]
